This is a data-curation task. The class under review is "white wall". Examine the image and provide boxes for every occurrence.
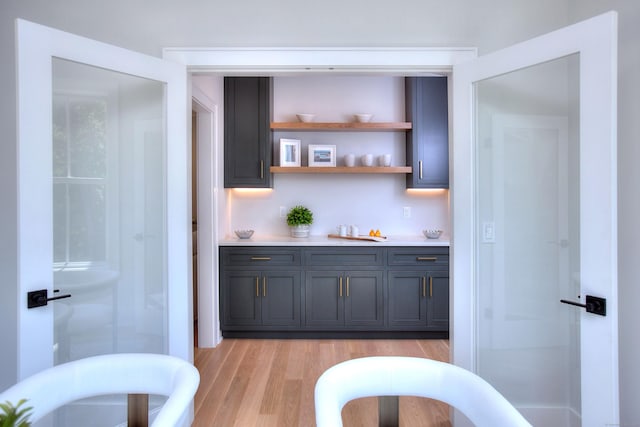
[5,4,637,424]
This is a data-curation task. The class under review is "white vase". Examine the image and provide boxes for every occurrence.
[290,224,310,238]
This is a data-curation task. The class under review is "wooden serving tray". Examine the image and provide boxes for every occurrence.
[327,234,388,242]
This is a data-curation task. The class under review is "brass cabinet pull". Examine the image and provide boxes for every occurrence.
[251,256,271,261]
[416,257,437,262]
[346,276,350,297]
[419,160,423,179]
[429,276,433,297]
[255,277,259,297]
[260,160,264,179]
[263,277,266,297]
[422,277,426,297]
[339,277,343,297]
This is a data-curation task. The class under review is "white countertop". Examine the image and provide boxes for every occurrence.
[219,234,449,247]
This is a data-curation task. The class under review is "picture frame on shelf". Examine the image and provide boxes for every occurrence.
[308,144,336,167]
[279,138,301,167]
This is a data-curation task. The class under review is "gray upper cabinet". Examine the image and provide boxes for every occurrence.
[405,76,449,188]
[224,77,272,188]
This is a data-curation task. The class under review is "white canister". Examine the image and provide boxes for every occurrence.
[337,224,348,236]
[350,225,359,237]
[344,153,356,167]
[361,154,374,167]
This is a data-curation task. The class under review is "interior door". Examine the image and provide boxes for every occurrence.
[16,16,190,394]
[452,11,618,427]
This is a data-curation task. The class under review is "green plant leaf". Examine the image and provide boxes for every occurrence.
[286,205,313,226]
[0,399,33,427]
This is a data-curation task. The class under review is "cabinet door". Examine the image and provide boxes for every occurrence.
[405,76,449,188]
[344,271,384,327]
[224,77,272,188]
[221,271,261,326]
[261,271,301,327]
[426,270,449,330]
[388,270,428,329]
[305,270,344,327]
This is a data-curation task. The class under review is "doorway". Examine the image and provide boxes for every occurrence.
[192,86,221,348]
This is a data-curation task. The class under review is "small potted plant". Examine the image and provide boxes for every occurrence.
[0,399,32,427]
[286,205,313,238]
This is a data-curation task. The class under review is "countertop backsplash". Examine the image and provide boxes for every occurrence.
[226,174,449,239]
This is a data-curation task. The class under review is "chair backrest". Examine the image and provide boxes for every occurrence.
[314,356,531,427]
[0,353,200,427]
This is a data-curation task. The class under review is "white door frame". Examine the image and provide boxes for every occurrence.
[191,84,222,347]
[452,11,618,426]
[163,46,477,348]
[16,19,191,379]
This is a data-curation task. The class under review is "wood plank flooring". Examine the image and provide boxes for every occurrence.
[193,339,451,427]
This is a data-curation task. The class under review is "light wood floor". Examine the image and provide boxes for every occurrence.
[193,339,451,427]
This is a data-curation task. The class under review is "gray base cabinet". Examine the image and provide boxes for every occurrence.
[219,246,448,337]
[305,270,384,329]
[222,270,301,327]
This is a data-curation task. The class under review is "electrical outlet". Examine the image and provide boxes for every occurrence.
[482,222,495,243]
[403,206,411,218]
[279,206,287,218]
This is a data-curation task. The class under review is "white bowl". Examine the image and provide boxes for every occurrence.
[234,229,254,239]
[423,229,443,239]
[354,114,373,123]
[296,113,315,123]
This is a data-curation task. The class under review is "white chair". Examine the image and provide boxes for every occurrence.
[315,356,531,427]
[0,353,200,427]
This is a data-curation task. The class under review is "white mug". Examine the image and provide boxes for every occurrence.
[337,224,348,236]
[361,154,373,167]
[379,154,392,167]
[344,153,356,167]
[350,225,359,237]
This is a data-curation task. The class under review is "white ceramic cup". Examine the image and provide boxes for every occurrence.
[344,153,356,167]
[338,224,348,236]
[379,154,392,167]
[350,225,359,237]
[361,154,374,167]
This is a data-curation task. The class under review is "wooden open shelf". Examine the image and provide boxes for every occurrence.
[270,122,412,131]
[270,166,412,174]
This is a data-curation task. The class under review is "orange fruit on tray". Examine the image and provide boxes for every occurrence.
[369,229,375,236]
[375,229,381,237]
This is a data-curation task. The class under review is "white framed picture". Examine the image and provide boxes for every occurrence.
[279,138,301,167]
[308,144,336,167]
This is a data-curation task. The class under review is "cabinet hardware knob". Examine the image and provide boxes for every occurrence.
[429,276,433,298]
[339,277,343,297]
[416,257,437,262]
[251,256,271,261]
[263,276,267,297]
[255,277,259,297]
[346,276,350,297]
[422,277,426,297]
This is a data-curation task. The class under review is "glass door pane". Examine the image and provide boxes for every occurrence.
[475,54,580,425]
[51,57,167,425]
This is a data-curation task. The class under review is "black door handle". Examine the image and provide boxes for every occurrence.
[27,289,72,309]
[560,295,606,316]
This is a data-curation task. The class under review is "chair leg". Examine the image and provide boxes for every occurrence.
[378,396,399,427]
[128,393,149,427]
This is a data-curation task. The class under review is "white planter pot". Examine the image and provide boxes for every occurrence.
[290,224,310,238]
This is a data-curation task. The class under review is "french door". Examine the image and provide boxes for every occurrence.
[452,12,618,427]
[16,18,190,424]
